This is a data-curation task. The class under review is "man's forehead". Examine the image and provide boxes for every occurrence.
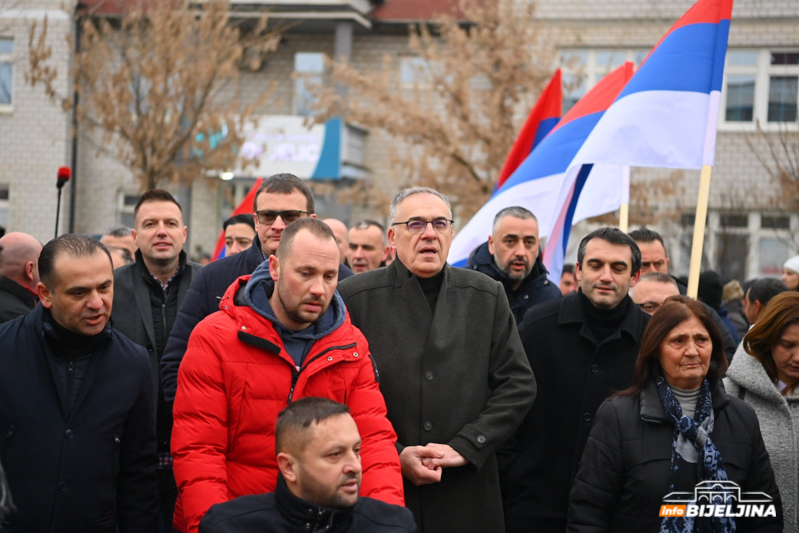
[350,226,383,241]
[286,231,339,263]
[256,190,308,210]
[53,252,112,286]
[396,193,450,218]
[495,216,539,238]
[636,279,678,299]
[137,200,183,220]
[638,240,667,257]
[583,239,632,263]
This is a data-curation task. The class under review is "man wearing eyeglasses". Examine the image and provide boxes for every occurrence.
[629,271,681,315]
[338,187,536,533]
[160,174,353,403]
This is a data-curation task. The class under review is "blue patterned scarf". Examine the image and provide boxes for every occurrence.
[656,377,736,533]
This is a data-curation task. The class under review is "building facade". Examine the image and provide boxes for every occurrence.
[0,0,797,280]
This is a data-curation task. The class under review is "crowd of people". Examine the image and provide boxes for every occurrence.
[0,173,797,532]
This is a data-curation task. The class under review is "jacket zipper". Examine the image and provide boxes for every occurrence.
[1,425,15,460]
[161,303,167,344]
[285,343,357,403]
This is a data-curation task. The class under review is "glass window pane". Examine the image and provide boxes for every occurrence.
[294,53,325,73]
[560,50,587,68]
[295,75,321,117]
[595,51,624,74]
[562,73,585,114]
[759,238,790,276]
[725,75,755,121]
[0,38,12,55]
[771,52,799,66]
[400,57,430,85]
[0,186,8,201]
[767,76,798,122]
[715,233,748,281]
[727,50,759,67]
[761,215,790,229]
[0,63,11,105]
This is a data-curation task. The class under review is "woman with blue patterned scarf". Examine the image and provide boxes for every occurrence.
[567,296,782,532]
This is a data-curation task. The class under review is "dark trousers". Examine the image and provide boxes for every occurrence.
[158,468,178,533]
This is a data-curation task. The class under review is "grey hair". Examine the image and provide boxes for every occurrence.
[389,187,452,224]
[492,206,537,233]
[352,219,387,245]
[103,226,133,238]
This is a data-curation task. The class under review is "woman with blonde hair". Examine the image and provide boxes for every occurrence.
[725,291,799,531]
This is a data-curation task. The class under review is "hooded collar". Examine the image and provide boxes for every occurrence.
[242,260,346,340]
[275,475,355,532]
[726,349,799,405]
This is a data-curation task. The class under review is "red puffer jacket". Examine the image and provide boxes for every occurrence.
[171,276,404,533]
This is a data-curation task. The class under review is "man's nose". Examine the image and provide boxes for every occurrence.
[271,215,288,231]
[421,222,437,239]
[343,451,362,475]
[309,276,326,296]
[600,265,614,281]
[86,292,103,310]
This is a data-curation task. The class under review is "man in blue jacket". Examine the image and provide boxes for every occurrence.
[0,234,158,532]
[160,173,352,402]
[467,206,561,324]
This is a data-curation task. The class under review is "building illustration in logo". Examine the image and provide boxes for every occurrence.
[663,480,773,505]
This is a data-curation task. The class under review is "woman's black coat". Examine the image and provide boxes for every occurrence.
[567,379,783,532]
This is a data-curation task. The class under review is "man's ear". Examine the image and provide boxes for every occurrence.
[269,254,280,282]
[575,262,582,282]
[488,235,495,256]
[277,452,297,483]
[131,228,140,247]
[382,246,390,262]
[630,269,641,287]
[24,260,35,283]
[387,227,396,249]
[37,281,53,308]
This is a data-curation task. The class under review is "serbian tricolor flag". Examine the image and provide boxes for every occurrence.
[542,0,733,280]
[448,64,633,267]
[495,70,562,191]
[212,178,263,261]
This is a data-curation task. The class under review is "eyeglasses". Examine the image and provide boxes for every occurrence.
[637,301,661,313]
[391,218,453,235]
[255,209,312,225]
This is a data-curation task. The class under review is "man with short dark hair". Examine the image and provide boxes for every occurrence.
[629,271,681,314]
[223,214,256,256]
[743,277,789,326]
[502,227,649,533]
[347,220,390,274]
[171,218,402,533]
[629,227,738,360]
[339,187,535,533]
[111,189,202,532]
[199,398,416,533]
[0,232,42,323]
[559,264,577,296]
[0,234,158,531]
[467,206,560,324]
[161,174,353,402]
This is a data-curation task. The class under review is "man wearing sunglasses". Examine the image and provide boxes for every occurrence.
[161,173,353,403]
[338,187,535,533]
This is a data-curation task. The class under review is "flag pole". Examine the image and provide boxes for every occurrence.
[687,165,713,298]
[619,166,630,232]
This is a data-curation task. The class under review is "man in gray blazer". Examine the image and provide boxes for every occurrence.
[111,189,202,532]
[338,187,536,533]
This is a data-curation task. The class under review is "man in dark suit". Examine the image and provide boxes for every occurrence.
[0,234,157,532]
[112,189,202,531]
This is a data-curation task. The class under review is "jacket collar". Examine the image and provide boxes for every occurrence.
[0,275,37,307]
[388,256,450,288]
[558,291,648,345]
[467,240,549,290]
[135,249,187,287]
[275,475,355,532]
[640,377,731,423]
[726,349,798,404]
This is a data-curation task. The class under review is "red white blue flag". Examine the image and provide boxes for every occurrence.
[495,69,562,191]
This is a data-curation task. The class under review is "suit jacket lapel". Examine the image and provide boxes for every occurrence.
[131,267,157,349]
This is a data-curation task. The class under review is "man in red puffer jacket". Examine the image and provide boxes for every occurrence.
[171,218,403,533]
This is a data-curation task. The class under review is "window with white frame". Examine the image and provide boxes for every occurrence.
[0,184,9,228]
[559,49,649,114]
[400,56,432,89]
[118,192,139,228]
[0,38,13,108]
[721,50,799,128]
[294,52,325,117]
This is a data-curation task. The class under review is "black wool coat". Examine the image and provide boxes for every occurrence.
[501,292,649,533]
[0,305,158,532]
[0,275,36,325]
[338,260,536,533]
[567,380,783,532]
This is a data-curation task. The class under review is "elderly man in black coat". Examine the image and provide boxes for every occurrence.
[338,187,536,533]
[0,234,158,532]
[500,227,649,533]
